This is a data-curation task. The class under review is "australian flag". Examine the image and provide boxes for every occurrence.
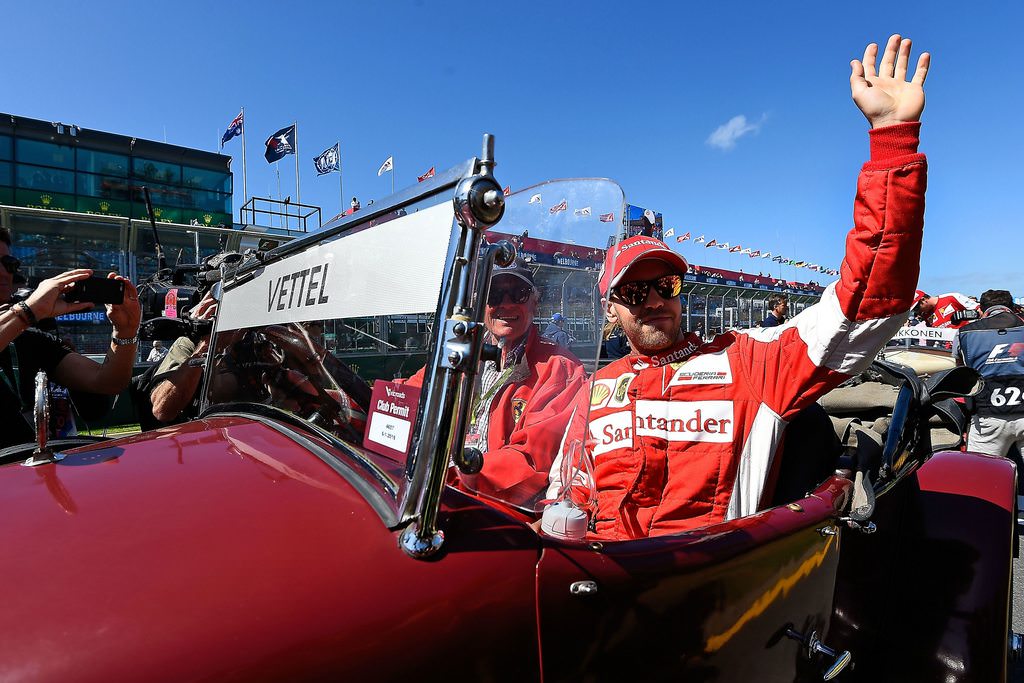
[313,143,340,176]
[220,110,243,149]
[264,125,296,163]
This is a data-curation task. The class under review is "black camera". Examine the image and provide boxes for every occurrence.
[137,251,245,342]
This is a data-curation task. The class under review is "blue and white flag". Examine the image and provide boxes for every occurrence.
[313,143,340,176]
[220,110,243,149]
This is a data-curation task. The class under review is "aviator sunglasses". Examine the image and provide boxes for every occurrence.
[487,284,533,306]
[1,255,21,274]
[611,274,683,307]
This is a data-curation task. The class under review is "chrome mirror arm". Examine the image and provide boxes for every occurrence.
[401,135,506,559]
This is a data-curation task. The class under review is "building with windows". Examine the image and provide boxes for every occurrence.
[0,115,232,229]
[0,113,293,355]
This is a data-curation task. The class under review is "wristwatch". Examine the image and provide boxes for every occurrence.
[111,333,139,346]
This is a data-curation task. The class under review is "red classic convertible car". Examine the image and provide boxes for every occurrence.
[0,137,1017,681]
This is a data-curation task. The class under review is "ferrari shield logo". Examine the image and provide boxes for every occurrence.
[512,398,527,425]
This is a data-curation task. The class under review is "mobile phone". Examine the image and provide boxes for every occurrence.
[65,277,126,305]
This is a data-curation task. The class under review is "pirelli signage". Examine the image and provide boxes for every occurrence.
[217,202,456,331]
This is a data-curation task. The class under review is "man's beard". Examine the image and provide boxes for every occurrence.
[625,320,679,355]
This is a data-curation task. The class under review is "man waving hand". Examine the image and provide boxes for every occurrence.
[550,35,931,540]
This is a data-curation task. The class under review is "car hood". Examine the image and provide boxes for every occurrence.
[0,416,540,682]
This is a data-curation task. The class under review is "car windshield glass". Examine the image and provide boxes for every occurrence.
[457,179,627,512]
[205,198,458,481]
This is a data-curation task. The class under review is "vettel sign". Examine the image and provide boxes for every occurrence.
[218,202,455,331]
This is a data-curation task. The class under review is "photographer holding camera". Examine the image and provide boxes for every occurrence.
[0,227,141,449]
[145,293,218,427]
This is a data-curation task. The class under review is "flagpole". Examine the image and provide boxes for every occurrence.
[275,161,284,230]
[293,122,301,228]
[240,107,248,222]
[391,156,395,195]
[337,141,343,216]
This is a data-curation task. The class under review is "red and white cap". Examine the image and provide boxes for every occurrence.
[913,289,929,307]
[599,235,689,296]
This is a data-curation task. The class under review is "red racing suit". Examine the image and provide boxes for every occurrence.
[927,292,979,329]
[407,327,586,506]
[550,122,927,540]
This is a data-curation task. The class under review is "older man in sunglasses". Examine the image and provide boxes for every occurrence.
[550,34,931,540]
[0,228,141,449]
[406,258,586,506]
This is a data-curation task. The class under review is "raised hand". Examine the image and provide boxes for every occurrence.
[24,269,94,320]
[105,272,142,338]
[850,34,930,129]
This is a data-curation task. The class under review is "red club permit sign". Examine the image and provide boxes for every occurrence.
[363,381,421,461]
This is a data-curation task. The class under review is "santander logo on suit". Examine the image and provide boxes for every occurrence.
[590,401,735,456]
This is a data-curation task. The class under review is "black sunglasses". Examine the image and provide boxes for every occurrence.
[1,255,20,274]
[611,274,682,307]
[487,284,533,306]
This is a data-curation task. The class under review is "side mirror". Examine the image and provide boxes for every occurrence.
[878,384,920,490]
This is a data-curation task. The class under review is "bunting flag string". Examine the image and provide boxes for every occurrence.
[670,230,837,275]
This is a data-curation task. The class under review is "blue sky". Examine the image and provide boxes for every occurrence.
[3,1,1021,295]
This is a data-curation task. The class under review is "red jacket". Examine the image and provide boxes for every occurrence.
[550,122,927,540]
[406,327,585,506]
[927,292,979,329]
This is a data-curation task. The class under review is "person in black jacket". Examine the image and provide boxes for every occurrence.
[0,228,141,448]
[761,294,789,327]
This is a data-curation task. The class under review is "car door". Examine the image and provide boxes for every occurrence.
[535,477,851,682]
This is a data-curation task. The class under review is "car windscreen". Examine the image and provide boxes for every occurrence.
[205,199,458,477]
[457,179,627,513]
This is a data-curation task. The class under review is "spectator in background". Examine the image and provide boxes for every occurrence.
[913,289,980,329]
[541,313,572,348]
[146,294,218,427]
[147,340,168,363]
[761,294,789,327]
